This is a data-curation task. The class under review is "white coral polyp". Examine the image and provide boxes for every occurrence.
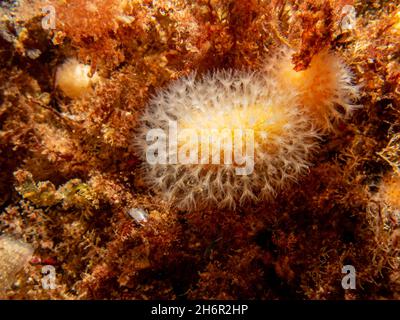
[136,70,320,210]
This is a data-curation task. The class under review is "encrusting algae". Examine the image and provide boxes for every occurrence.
[0,0,400,300]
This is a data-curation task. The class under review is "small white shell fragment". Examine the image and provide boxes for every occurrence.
[127,208,149,225]
[117,15,135,24]
[26,48,41,60]
[0,236,34,292]
[0,29,14,43]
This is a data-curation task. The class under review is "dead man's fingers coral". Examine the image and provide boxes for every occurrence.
[55,58,99,99]
[266,47,360,131]
[136,70,320,210]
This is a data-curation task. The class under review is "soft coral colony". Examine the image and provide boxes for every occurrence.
[136,47,359,210]
[0,0,400,300]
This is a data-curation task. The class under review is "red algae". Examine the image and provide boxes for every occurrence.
[0,0,399,300]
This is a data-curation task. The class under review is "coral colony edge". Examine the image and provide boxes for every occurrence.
[1,0,400,300]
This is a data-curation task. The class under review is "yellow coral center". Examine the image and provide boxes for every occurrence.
[175,103,289,167]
